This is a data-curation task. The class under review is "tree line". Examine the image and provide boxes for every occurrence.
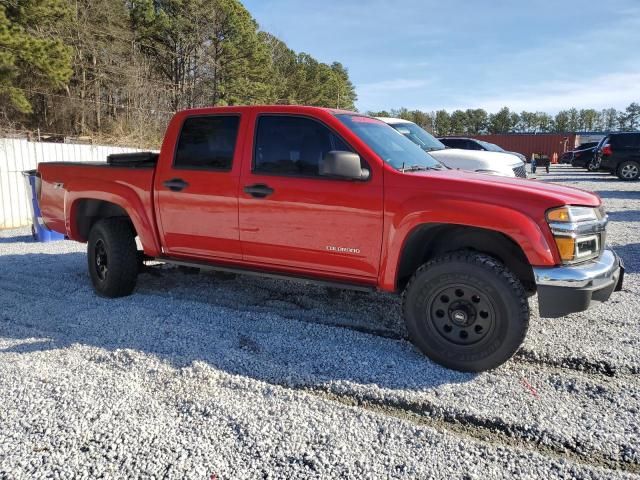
[368,104,640,137]
[0,0,357,146]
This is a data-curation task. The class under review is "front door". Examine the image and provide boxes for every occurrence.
[155,114,243,260]
[239,114,383,281]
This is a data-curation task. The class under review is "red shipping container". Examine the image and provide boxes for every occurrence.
[470,134,577,162]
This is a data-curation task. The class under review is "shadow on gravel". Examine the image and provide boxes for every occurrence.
[614,243,640,274]
[543,175,614,184]
[0,252,474,392]
[0,234,34,244]
[607,210,640,223]
[597,190,640,200]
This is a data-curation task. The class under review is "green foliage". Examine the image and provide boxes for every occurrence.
[0,1,72,113]
[619,102,640,131]
[554,110,569,132]
[464,109,488,135]
[433,110,451,136]
[488,107,515,134]
[1,0,356,141]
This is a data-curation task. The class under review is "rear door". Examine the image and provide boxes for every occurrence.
[238,114,383,281]
[155,114,244,260]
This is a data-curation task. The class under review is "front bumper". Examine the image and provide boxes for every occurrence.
[533,249,624,318]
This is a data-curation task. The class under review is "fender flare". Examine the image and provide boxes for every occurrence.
[379,199,558,291]
[65,179,161,256]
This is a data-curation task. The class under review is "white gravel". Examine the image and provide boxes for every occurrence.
[0,164,638,479]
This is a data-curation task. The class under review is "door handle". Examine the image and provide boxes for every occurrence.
[163,178,189,192]
[243,184,274,198]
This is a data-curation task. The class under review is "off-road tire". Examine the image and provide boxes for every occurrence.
[616,160,640,181]
[87,218,138,298]
[402,252,529,372]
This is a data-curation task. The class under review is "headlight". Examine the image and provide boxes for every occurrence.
[546,206,607,264]
[475,169,502,176]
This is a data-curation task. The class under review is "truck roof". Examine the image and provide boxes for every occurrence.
[176,105,359,116]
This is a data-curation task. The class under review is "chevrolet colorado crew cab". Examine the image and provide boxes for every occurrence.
[37,106,624,372]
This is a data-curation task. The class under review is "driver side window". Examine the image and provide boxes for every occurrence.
[253,115,353,177]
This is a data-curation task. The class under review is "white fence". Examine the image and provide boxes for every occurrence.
[0,138,146,229]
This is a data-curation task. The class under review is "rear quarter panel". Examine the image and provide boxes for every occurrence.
[38,163,160,256]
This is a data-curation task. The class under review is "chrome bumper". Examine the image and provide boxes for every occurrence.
[532,249,624,318]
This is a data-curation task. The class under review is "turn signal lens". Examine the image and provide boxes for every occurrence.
[547,207,571,222]
[546,206,599,223]
[554,237,576,262]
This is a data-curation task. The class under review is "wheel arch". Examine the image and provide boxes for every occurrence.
[66,187,161,256]
[395,223,535,293]
[72,199,134,241]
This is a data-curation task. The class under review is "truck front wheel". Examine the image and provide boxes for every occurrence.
[87,218,138,298]
[402,252,529,372]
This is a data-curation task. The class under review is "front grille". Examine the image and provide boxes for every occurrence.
[512,165,527,178]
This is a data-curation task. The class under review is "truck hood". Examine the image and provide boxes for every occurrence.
[409,168,601,208]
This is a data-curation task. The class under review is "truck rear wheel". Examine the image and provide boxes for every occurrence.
[87,218,138,298]
[402,252,529,372]
[586,159,600,172]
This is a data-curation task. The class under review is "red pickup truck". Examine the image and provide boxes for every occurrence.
[37,106,624,372]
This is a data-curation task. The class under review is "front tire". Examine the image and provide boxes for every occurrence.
[617,160,640,181]
[402,252,529,372]
[87,218,138,298]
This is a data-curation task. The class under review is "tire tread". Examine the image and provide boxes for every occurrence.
[88,218,138,298]
[401,251,529,371]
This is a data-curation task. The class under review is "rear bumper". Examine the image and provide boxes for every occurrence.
[599,156,617,171]
[532,249,624,318]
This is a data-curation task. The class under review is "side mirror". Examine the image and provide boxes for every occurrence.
[320,151,370,180]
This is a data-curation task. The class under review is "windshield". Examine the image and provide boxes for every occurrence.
[336,114,442,171]
[478,140,504,152]
[388,122,445,152]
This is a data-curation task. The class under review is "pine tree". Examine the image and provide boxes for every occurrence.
[0,0,72,114]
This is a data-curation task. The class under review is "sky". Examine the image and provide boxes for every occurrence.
[242,0,640,114]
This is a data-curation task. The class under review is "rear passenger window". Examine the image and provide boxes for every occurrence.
[174,116,240,170]
[254,116,353,176]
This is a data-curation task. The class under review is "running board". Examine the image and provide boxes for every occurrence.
[157,257,375,292]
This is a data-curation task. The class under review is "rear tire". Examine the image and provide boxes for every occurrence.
[586,159,600,172]
[617,160,640,181]
[402,252,529,372]
[87,218,138,298]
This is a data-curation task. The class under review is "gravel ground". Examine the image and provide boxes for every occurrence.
[0,164,638,479]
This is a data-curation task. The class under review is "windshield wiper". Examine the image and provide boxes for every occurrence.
[401,164,430,172]
[399,163,447,172]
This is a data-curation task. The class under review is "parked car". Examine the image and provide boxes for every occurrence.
[37,106,624,372]
[568,142,599,170]
[439,137,527,163]
[591,132,640,180]
[378,118,526,178]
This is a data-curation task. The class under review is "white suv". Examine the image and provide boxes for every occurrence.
[377,117,527,178]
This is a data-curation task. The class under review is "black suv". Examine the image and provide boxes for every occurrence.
[593,132,640,180]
